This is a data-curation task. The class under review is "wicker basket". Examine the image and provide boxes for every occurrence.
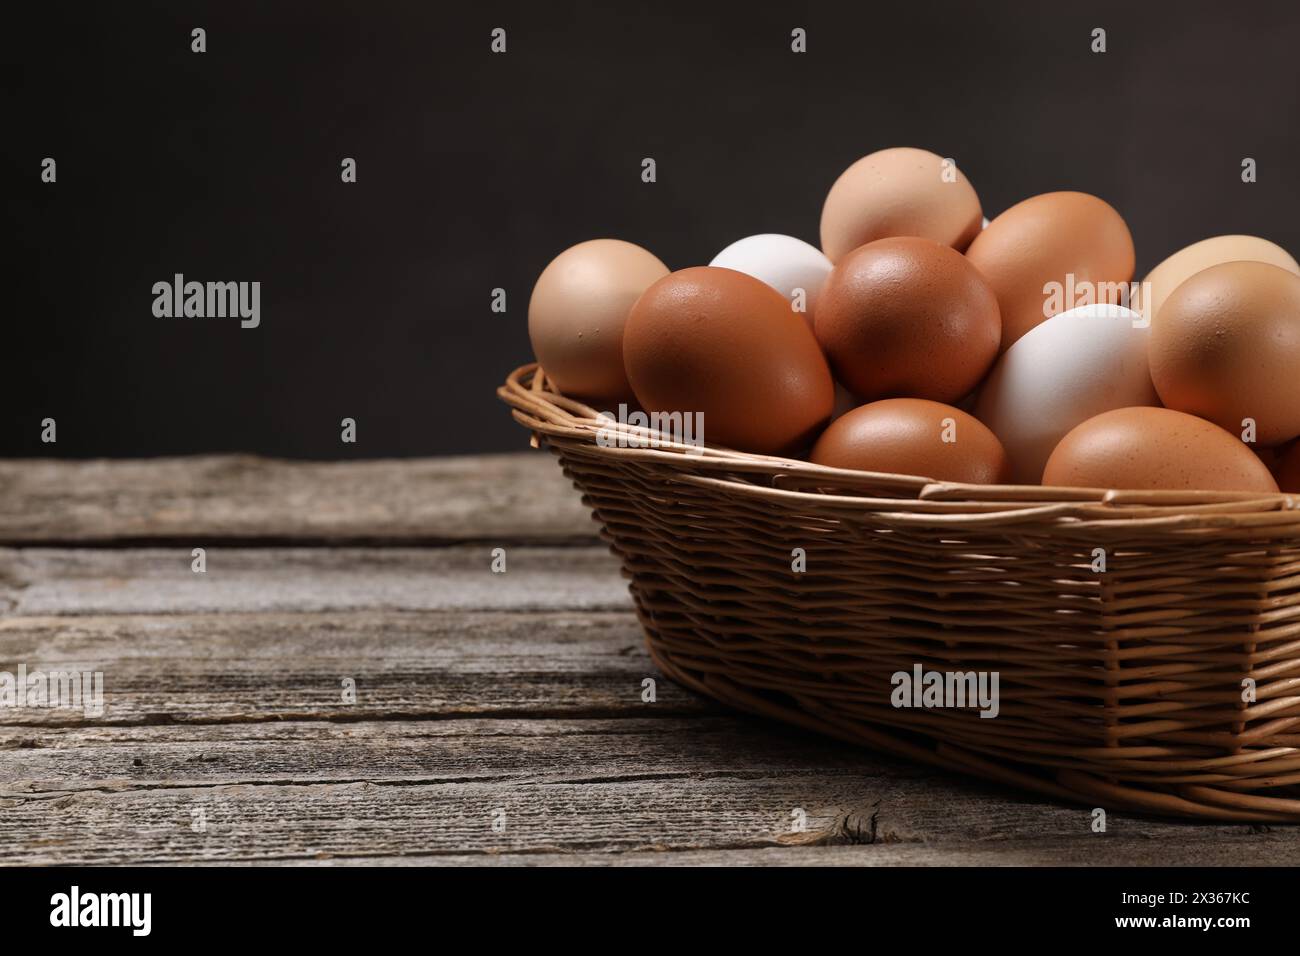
[500,362,1300,821]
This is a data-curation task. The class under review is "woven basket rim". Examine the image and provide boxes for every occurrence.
[499,363,1300,529]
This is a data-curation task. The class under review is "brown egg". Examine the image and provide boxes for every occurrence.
[819,147,983,262]
[623,267,834,455]
[1149,261,1300,446]
[1042,407,1278,492]
[1276,441,1300,493]
[528,239,669,404]
[1142,235,1299,327]
[814,237,1001,404]
[965,191,1135,350]
[810,399,1010,484]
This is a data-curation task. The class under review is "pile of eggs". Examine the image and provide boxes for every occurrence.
[527,146,1300,494]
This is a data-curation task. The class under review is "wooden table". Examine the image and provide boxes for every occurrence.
[1,453,1295,865]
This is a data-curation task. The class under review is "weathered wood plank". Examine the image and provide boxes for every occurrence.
[0,777,875,864]
[0,546,629,616]
[3,715,1287,864]
[0,454,594,544]
[1,758,1283,865]
[5,718,1289,865]
[0,611,703,726]
[0,717,891,792]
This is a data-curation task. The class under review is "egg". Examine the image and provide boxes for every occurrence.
[1149,260,1300,446]
[965,191,1135,351]
[1042,407,1278,492]
[974,304,1158,484]
[810,398,1010,484]
[1142,235,1299,326]
[819,147,983,262]
[814,236,1001,404]
[708,234,832,328]
[623,267,834,455]
[528,239,669,404]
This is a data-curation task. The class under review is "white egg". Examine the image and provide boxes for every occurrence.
[974,304,1159,484]
[709,233,832,328]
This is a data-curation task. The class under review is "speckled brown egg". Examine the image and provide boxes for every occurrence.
[814,236,1001,404]
[810,398,1010,484]
[1041,407,1278,492]
[623,267,834,455]
[1149,260,1300,446]
[528,239,668,404]
[965,191,1135,350]
[819,147,983,262]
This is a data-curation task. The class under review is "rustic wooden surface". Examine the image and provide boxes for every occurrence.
[1,453,1297,865]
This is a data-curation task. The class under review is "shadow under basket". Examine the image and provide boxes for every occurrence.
[500,363,1300,822]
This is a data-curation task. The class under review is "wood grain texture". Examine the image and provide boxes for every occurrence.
[0,546,630,616]
[1,454,1286,865]
[0,611,698,726]
[2,717,1287,865]
[0,717,884,790]
[0,454,595,544]
[0,774,987,865]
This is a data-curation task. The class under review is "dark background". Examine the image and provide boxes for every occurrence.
[7,1,1299,459]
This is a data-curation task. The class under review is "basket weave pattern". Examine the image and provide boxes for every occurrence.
[502,363,1300,821]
